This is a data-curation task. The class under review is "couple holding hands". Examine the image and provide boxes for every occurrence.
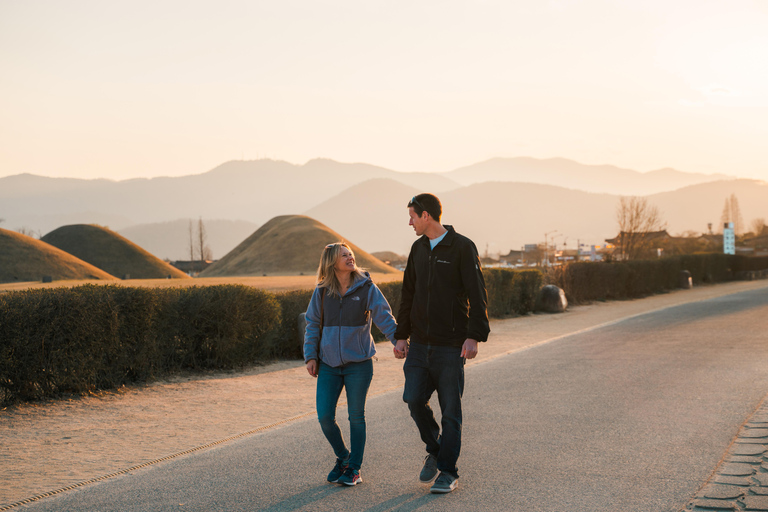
[303,193,490,494]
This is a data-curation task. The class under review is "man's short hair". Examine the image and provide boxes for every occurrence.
[408,193,442,222]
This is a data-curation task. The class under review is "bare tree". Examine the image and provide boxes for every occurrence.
[720,194,745,234]
[197,217,212,262]
[750,218,767,236]
[188,219,197,261]
[615,196,666,260]
[16,226,41,239]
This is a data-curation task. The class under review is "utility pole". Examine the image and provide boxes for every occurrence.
[544,230,558,267]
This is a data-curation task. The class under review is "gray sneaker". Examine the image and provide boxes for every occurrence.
[419,453,438,483]
[430,472,458,493]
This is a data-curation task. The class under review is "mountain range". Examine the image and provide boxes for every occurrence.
[1,157,764,258]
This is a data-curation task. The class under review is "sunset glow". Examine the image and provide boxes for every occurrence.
[1,0,767,180]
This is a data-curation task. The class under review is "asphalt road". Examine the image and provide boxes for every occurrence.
[18,286,768,512]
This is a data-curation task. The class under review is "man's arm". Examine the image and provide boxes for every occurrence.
[394,247,417,359]
[459,240,490,344]
[394,247,417,342]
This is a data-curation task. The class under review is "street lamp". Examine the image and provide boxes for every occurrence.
[544,230,558,266]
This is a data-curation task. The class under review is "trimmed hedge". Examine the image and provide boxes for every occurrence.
[3,255,767,406]
[0,285,280,405]
[546,254,768,305]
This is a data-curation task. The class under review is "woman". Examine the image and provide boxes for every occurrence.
[304,242,398,486]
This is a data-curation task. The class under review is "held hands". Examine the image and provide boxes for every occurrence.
[394,339,409,359]
[306,359,318,378]
[461,338,479,359]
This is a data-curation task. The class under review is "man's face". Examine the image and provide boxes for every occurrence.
[408,207,429,236]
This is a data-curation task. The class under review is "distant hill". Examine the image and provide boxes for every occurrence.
[41,224,190,279]
[0,228,116,283]
[305,178,421,254]
[118,219,260,261]
[201,215,399,277]
[0,159,460,236]
[305,178,768,255]
[649,179,768,235]
[441,157,732,195]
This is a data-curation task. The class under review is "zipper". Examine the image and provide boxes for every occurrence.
[426,249,432,347]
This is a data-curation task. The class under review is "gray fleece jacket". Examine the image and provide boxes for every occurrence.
[303,272,398,367]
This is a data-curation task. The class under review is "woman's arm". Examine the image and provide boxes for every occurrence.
[368,284,398,344]
[303,287,323,368]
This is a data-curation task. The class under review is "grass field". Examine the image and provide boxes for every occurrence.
[0,272,404,293]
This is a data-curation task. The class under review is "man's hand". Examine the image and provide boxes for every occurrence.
[306,359,318,377]
[460,338,479,359]
[394,339,409,359]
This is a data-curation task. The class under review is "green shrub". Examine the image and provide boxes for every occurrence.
[153,285,281,370]
[0,284,281,406]
[484,268,543,317]
[273,289,314,358]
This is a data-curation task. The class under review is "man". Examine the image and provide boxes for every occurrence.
[394,193,490,494]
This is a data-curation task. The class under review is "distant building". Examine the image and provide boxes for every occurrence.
[499,249,525,266]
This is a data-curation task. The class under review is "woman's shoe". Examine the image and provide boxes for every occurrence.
[337,467,362,486]
[327,458,349,483]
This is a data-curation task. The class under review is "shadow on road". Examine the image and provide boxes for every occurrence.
[259,484,444,512]
[364,492,442,511]
[259,484,345,511]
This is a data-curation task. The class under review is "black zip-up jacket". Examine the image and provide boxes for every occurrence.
[395,225,490,346]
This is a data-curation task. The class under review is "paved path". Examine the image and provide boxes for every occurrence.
[4,281,768,511]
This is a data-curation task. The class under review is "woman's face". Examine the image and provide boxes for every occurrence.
[334,246,356,273]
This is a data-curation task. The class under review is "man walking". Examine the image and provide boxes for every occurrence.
[394,193,490,494]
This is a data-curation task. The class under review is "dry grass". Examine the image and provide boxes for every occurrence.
[0,272,403,293]
[41,224,189,280]
[201,215,399,277]
[0,228,116,284]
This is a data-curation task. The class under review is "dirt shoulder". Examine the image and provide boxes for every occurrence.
[2,279,768,507]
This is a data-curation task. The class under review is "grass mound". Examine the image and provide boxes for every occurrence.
[201,215,398,277]
[41,224,190,280]
[371,251,406,267]
[0,228,116,283]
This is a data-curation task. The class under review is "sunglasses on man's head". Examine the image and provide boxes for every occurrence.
[409,196,426,212]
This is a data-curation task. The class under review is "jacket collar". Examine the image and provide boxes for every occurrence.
[419,225,456,248]
[346,271,372,294]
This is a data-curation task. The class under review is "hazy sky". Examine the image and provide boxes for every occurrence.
[1,0,767,181]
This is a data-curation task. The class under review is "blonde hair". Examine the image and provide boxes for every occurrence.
[316,242,366,297]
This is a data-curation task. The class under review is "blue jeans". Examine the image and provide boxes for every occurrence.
[316,359,373,471]
[403,343,465,479]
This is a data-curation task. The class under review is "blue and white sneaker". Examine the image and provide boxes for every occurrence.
[430,472,458,493]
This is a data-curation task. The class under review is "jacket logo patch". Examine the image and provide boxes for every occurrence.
[351,296,361,301]
[437,260,451,264]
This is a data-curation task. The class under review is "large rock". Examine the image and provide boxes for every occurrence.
[679,270,693,289]
[536,285,568,313]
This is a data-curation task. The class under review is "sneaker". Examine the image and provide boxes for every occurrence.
[430,472,458,494]
[337,467,362,486]
[327,458,348,483]
[419,453,438,483]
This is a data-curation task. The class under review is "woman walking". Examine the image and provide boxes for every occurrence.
[304,242,398,486]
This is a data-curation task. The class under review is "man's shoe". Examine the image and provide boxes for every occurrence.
[327,458,348,483]
[430,472,458,494]
[419,453,439,483]
[337,467,363,486]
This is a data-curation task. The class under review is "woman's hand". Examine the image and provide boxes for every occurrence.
[394,339,409,359]
[306,359,318,378]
